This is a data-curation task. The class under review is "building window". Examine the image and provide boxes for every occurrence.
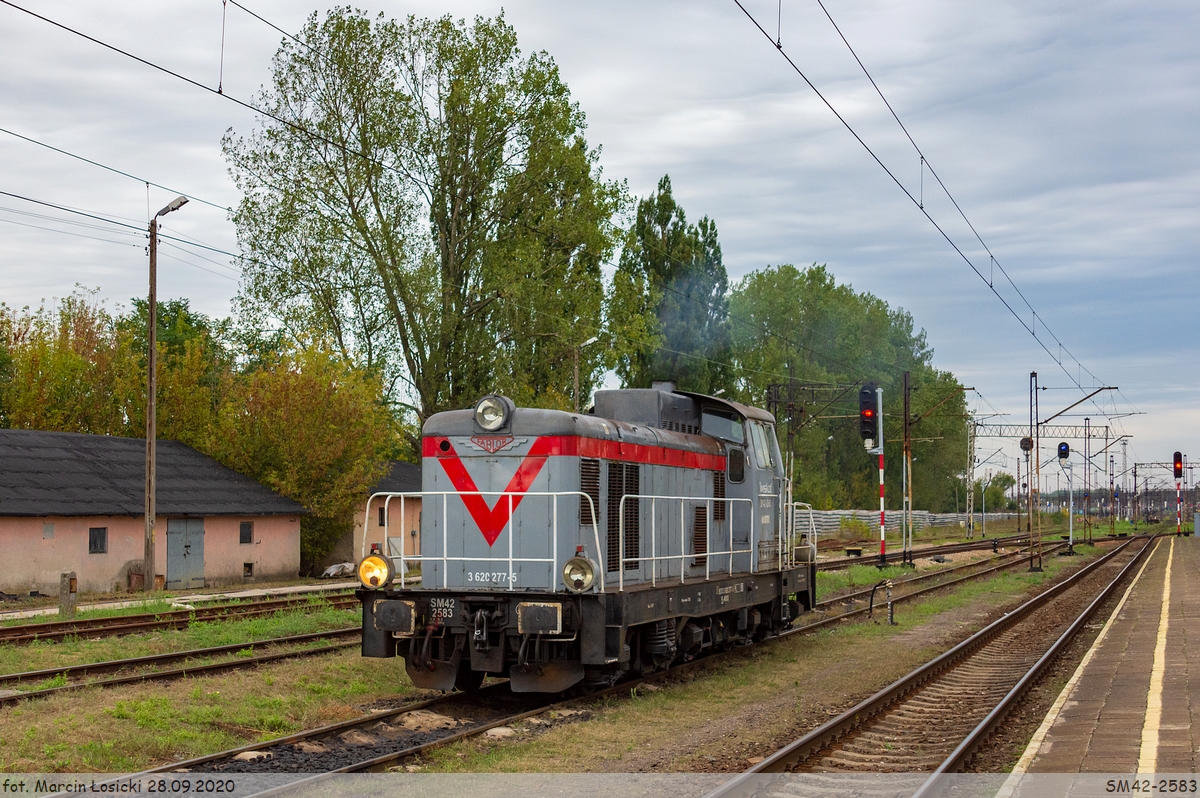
[240,521,254,544]
[43,523,54,540]
[88,527,107,554]
[243,562,254,578]
[378,506,386,527]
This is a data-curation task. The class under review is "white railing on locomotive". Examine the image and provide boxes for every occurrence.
[616,494,759,590]
[363,490,604,592]
[789,501,819,563]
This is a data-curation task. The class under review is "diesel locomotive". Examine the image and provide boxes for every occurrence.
[355,382,817,692]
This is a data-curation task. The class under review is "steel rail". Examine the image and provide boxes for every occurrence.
[0,630,360,706]
[805,543,1066,632]
[814,545,1032,610]
[700,536,1146,797]
[0,593,358,644]
[148,538,1071,787]
[139,681,514,774]
[912,535,1157,792]
[817,533,1030,570]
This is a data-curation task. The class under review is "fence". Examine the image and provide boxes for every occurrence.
[805,509,1018,537]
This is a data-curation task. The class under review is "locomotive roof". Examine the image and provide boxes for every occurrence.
[674,391,775,423]
[424,407,724,456]
[422,387,774,453]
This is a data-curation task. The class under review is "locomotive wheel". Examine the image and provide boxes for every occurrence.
[454,660,485,692]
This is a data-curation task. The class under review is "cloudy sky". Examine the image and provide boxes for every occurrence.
[1,0,1196,493]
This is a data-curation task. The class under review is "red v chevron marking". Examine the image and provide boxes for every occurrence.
[435,437,553,546]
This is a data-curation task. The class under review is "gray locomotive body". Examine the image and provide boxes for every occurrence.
[357,382,817,692]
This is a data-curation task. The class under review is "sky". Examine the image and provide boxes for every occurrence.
[1,0,1197,496]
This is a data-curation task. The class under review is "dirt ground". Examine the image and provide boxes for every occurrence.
[419,545,1112,773]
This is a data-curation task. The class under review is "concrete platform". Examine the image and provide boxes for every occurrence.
[1013,535,1198,773]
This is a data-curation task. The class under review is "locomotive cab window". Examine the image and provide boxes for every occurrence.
[727,447,746,483]
[701,410,744,443]
[750,422,775,468]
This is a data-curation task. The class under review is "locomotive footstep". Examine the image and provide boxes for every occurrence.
[399,710,459,732]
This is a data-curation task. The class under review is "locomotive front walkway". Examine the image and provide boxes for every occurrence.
[1014,534,1197,773]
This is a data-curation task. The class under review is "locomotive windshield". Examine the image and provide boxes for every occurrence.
[749,422,776,468]
[701,410,744,443]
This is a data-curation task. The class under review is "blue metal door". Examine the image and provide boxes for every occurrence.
[166,518,205,589]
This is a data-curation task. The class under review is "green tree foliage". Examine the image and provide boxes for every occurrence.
[224,9,622,428]
[976,471,1016,511]
[611,175,731,393]
[728,264,968,512]
[210,343,393,569]
[0,294,396,570]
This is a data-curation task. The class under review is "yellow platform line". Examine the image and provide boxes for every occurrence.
[999,538,1162,790]
[1137,536,1174,773]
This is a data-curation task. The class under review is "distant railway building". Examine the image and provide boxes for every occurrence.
[0,429,304,596]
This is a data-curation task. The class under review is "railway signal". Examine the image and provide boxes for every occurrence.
[1175,451,1184,535]
[857,384,885,565]
[1058,442,1070,459]
[859,385,878,442]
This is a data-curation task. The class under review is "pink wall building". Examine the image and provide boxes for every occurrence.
[0,429,304,596]
[320,460,421,571]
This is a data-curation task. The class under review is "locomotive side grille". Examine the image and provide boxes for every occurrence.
[623,463,640,570]
[606,461,641,572]
[693,505,708,564]
[713,469,726,521]
[580,458,600,526]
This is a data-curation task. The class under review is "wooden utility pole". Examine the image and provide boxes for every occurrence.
[144,196,188,592]
[144,217,157,591]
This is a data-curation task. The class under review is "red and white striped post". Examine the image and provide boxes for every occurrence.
[874,386,885,567]
[878,450,886,566]
[1177,479,1182,536]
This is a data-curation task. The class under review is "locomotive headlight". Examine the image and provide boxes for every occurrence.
[562,556,595,593]
[357,555,394,589]
[474,395,509,431]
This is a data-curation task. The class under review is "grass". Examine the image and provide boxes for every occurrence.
[0,598,360,678]
[415,543,1104,773]
[0,649,415,772]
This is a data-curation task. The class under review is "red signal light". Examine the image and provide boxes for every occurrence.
[862,409,874,418]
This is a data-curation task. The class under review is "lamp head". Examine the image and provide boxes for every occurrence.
[155,196,189,217]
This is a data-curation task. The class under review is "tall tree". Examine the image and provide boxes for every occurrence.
[612,175,731,393]
[729,264,967,512]
[224,10,622,431]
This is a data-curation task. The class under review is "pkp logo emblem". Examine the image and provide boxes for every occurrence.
[470,435,515,454]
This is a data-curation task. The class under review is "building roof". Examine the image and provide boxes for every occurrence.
[0,429,306,518]
[372,460,420,494]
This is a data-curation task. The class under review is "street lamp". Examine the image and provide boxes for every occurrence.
[573,335,600,413]
[144,196,189,592]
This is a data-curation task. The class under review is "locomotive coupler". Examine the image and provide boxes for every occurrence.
[473,609,490,652]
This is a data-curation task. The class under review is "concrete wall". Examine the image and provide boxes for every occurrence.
[202,516,300,586]
[0,514,300,596]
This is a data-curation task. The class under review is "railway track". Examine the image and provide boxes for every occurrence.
[703,535,1153,798]
[816,533,1032,570]
[0,628,360,705]
[0,545,1034,710]
[0,592,358,645]
[108,537,1101,790]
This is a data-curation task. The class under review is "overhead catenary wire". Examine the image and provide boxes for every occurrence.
[810,0,1126,426]
[733,0,1125,421]
[0,126,230,214]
